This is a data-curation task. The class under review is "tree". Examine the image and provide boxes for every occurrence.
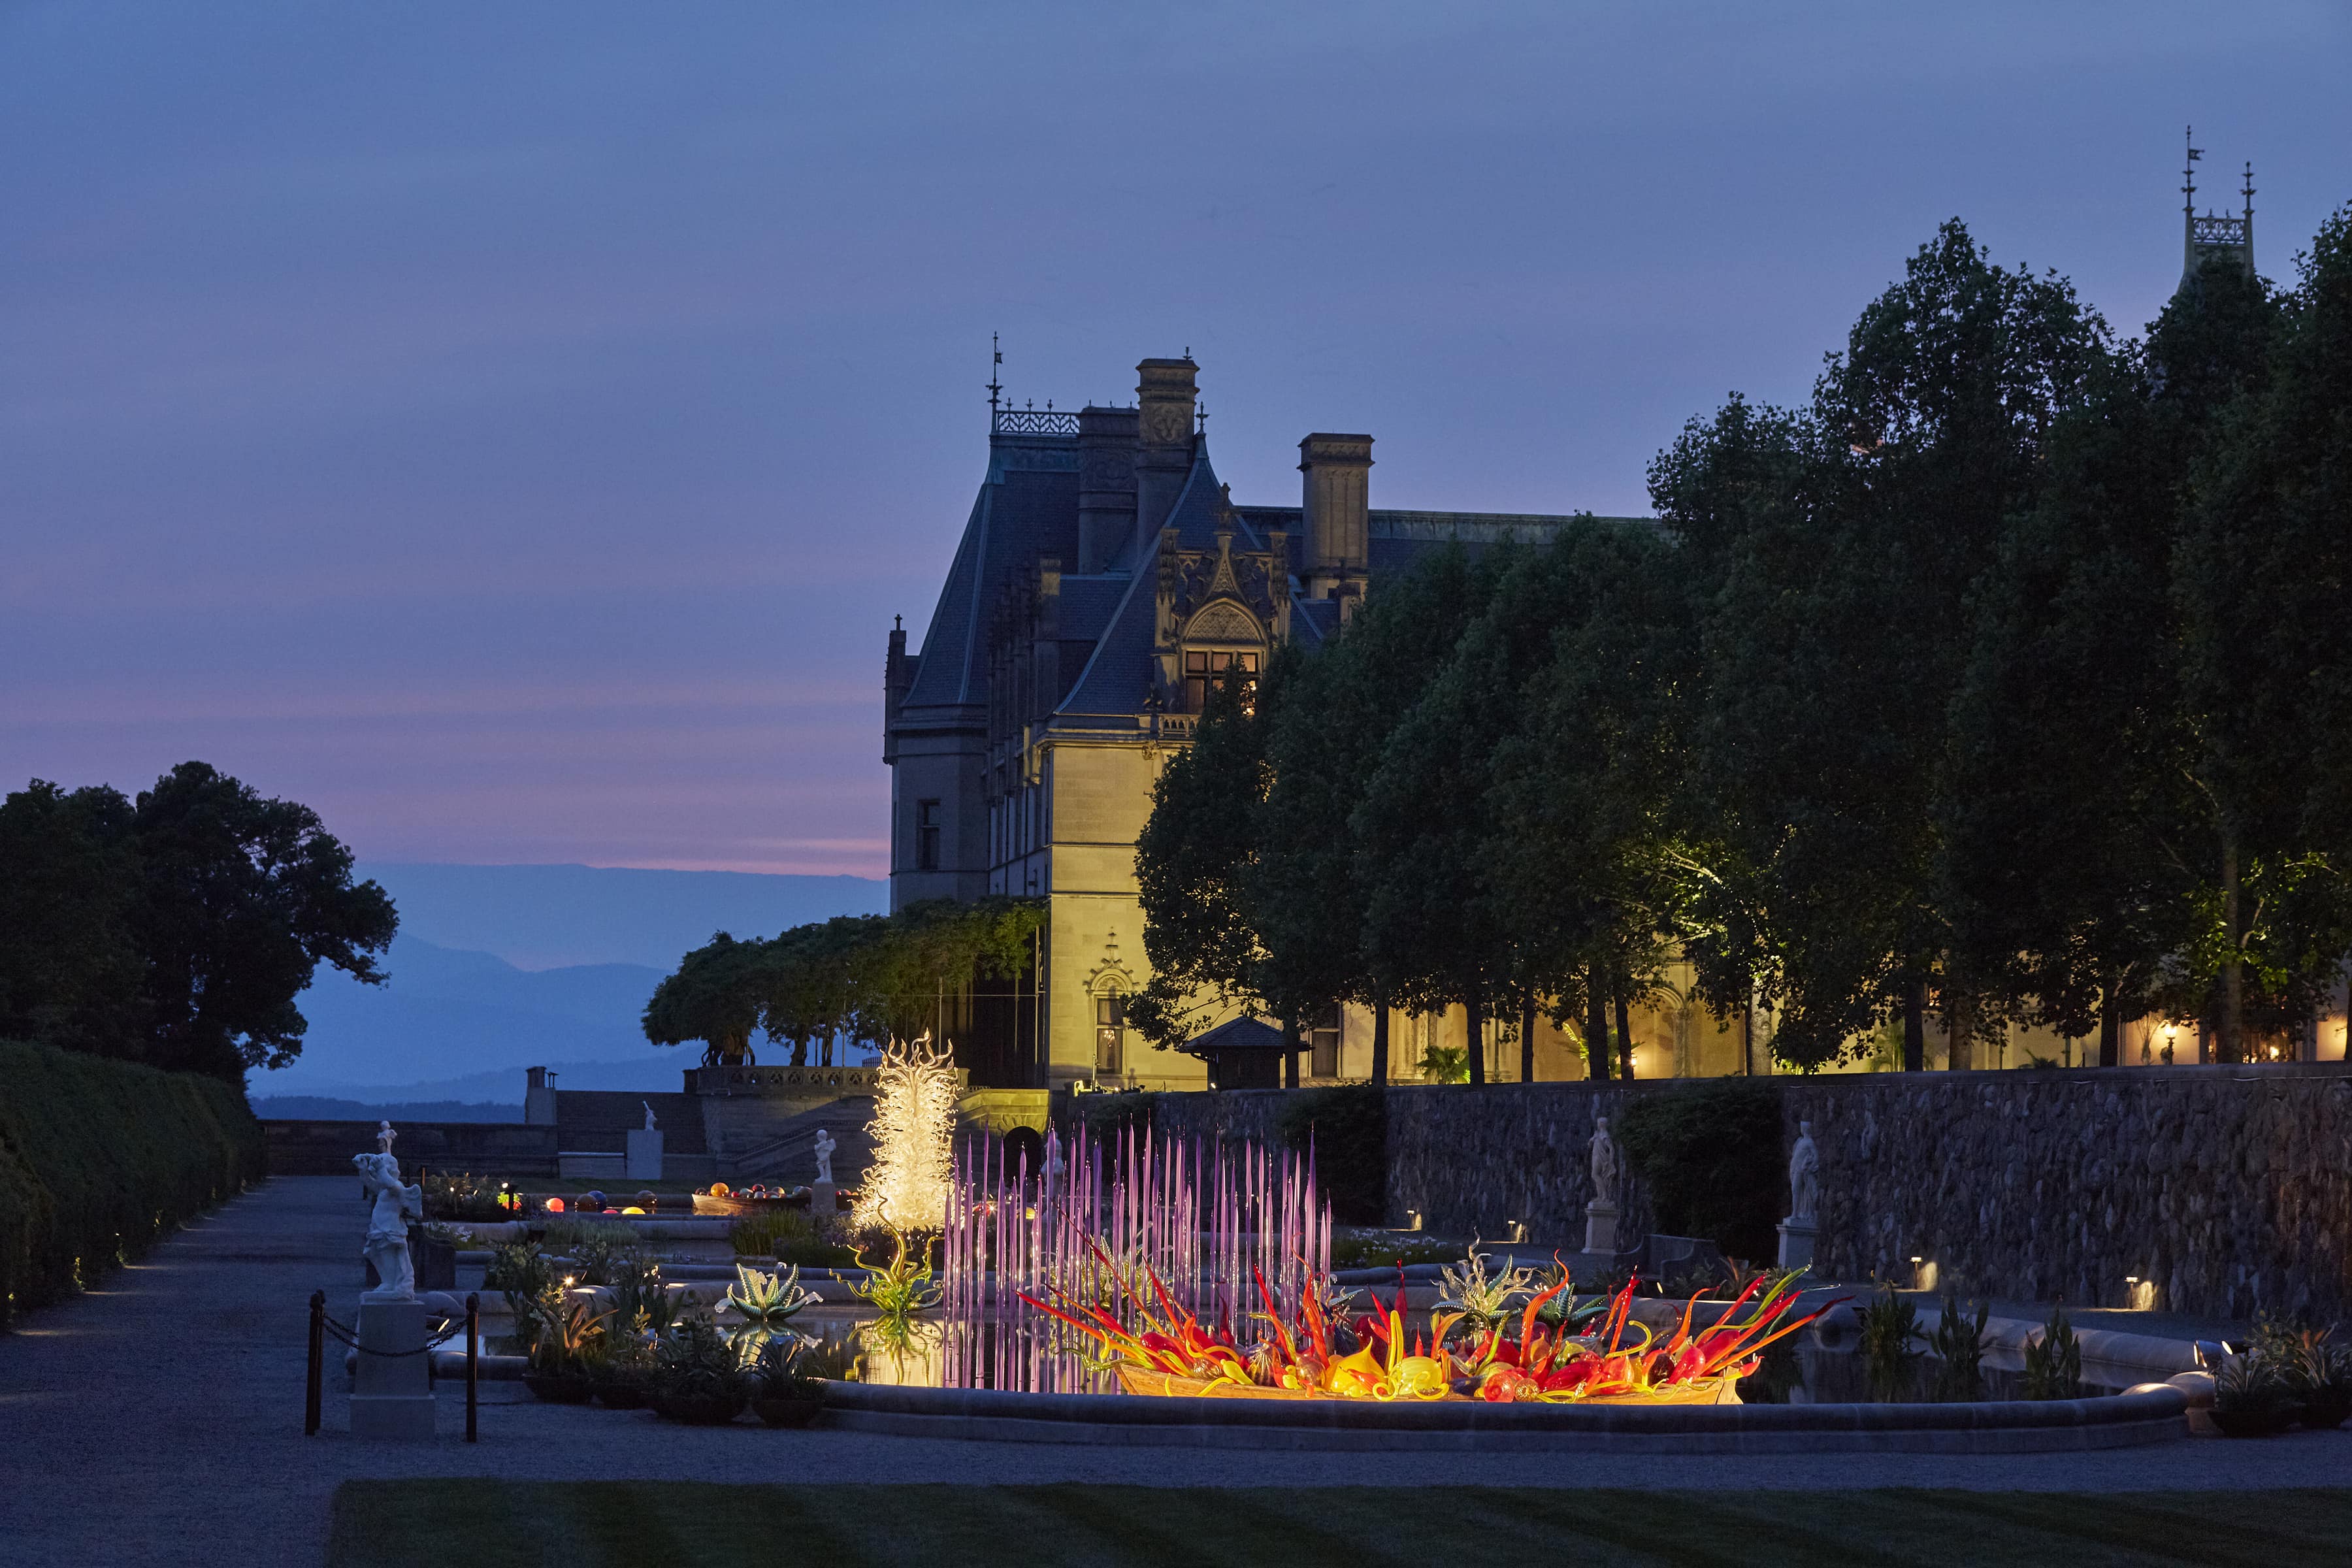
[642,930,769,1065]
[759,915,885,1064]
[0,763,395,1082]
[851,897,1048,1047]
[0,781,148,1055]
[1254,559,1495,1086]
[1942,255,2276,1064]
[2174,208,2352,1057]
[123,762,397,1081]
[1129,666,1280,1057]
[1485,523,1699,1081]
[1665,221,2110,1069]
[1349,546,1522,1085]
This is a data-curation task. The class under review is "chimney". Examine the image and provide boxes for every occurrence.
[1076,406,1138,572]
[1299,433,1373,598]
[1134,356,1198,554]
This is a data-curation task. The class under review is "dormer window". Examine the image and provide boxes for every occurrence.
[1184,648,1258,713]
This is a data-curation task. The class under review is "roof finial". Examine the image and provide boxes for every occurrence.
[2243,160,2255,221]
[987,332,1004,415]
[2183,125,2201,217]
[1197,399,1208,435]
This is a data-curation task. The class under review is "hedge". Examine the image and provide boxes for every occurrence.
[1276,1085,1388,1225]
[0,1038,266,1331]
[1614,1077,1786,1268]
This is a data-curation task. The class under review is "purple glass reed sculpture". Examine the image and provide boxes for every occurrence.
[940,1120,1333,1394]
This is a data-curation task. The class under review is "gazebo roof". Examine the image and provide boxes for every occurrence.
[1176,1015,1299,1057]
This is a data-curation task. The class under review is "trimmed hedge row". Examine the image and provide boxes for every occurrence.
[0,1038,267,1331]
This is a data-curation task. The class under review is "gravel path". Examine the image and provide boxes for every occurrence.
[3,1177,2346,1567]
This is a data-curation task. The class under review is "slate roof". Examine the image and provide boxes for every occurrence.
[1055,555,1158,719]
[901,455,1079,711]
[898,426,1652,731]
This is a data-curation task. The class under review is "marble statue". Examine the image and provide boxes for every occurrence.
[353,1151,423,1300]
[642,1100,658,1132]
[813,1128,836,1186]
[1788,1120,1820,1222]
[1588,1116,1620,1206]
[376,1119,395,1154]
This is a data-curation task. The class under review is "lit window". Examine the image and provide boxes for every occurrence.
[1310,1004,1340,1078]
[1184,649,1259,713]
[1095,993,1124,1074]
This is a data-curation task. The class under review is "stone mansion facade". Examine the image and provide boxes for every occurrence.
[882,355,1682,1090]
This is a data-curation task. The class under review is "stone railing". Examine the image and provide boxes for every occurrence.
[684,1064,970,1097]
[263,1119,558,1177]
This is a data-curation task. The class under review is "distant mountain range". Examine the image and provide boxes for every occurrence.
[250,862,888,1098]
[351,861,889,970]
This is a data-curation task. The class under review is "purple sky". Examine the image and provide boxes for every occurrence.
[5,3,2345,876]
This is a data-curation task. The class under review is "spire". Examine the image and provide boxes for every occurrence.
[987,332,1004,417]
[2178,130,2253,294]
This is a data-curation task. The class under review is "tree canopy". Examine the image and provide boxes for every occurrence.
[1132,205,2352,1072]
[642,898,1046,1065]
[0,762,398,1083]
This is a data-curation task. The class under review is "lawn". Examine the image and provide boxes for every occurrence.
[328,1482,2352,1567]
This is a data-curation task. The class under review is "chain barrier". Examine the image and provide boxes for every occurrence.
[304,1288,483,1439]
[318,1309,466,1357]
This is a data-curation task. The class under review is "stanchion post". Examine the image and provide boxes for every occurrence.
[465,1292,480,1442]
[305,1289,325,1435]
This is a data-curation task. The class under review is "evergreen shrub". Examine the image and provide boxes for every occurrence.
[1276,1085,1388,1224]
[0,1037,265,1331]
[1614,1078,1784,1266]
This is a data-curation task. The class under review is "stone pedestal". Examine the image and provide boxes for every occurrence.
[811,1181,838,1220]
[1583,1201,1619,1256]
[1776,1217,1817,1271]
[350,1298,435,1439]
[626,1128,664,1181]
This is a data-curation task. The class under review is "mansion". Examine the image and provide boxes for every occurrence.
[881,355,2344,1089]
[882,353,1676,1090]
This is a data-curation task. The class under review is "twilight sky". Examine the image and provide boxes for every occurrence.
[4,2,2345,876]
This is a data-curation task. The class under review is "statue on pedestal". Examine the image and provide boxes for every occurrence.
[1776,1120,1821,1270]
[642,1100,659,1132]
[1588,1116,1620,1207]
[1788,1120,1820,1222]
[813,1128,836,1186]
[353,1151,423,1300]
[1583,1115,1623,1255]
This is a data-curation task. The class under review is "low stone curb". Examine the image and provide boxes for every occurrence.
[819,1382,2190,1454]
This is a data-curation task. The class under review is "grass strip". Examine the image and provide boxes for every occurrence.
[327,1481,2352,1568]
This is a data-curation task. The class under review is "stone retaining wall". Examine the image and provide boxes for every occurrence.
[1137,1064,2352,1323]
[263,1119,558,1176]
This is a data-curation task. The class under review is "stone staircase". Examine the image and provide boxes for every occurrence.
[551,1090,716,1183]
[721,1097,877,1187]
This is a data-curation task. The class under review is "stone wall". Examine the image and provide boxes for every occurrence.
[1137,1064,2352,1322]
[263,1119,558,1177]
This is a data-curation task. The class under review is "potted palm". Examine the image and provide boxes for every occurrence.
[2281,1328,2351,1429]
[2210,1351,2298,1437]
[751,1333,847,1428]
[648,1318,751,1425]
[520,1289,609,1403]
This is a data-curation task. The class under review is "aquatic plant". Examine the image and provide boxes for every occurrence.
[2021,1301,2082,1399]
[1857,1285,1921,1399]
[1926,1294,1990,1402]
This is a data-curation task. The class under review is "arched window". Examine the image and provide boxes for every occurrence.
[1094,989,1125,1075]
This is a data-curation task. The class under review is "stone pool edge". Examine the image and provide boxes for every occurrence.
[817,1382,2191,1454]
